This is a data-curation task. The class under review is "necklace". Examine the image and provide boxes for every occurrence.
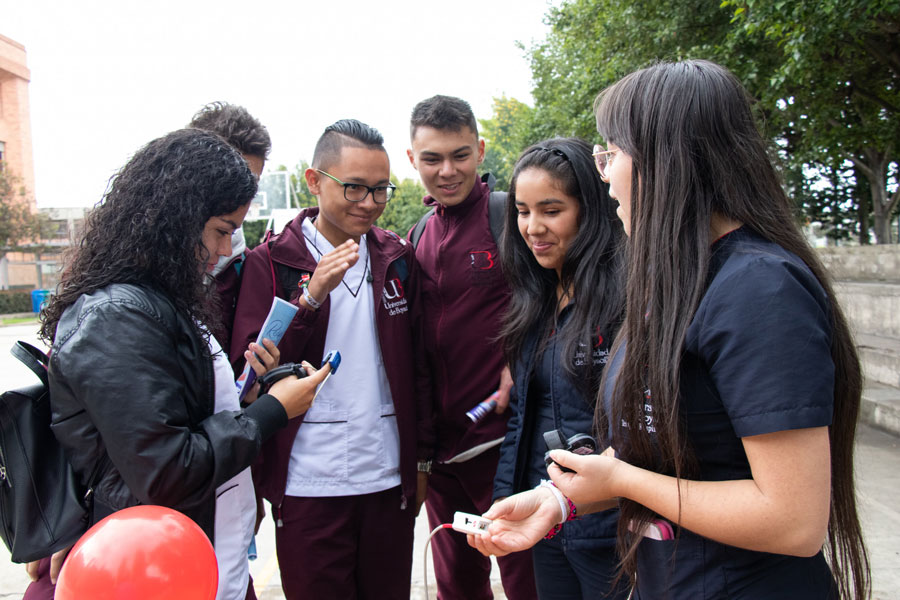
[304,218,370,299]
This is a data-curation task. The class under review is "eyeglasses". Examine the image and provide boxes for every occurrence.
[592,145,620,180]
[316,169,396,204]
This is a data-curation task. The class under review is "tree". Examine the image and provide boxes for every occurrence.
[376,175,429,236]
[479,96,537,191]
[0,169,41,251]
[524,0,899,241]
[724,0,900,243]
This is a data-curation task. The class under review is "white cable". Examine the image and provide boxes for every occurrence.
[423,524,451,600]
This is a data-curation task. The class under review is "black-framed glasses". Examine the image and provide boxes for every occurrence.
[592,144,620,180]
[316,169,396,204]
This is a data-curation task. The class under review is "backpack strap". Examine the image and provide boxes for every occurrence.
[482,173,507,246]
[409,207,436,250]
[11,341,49,387]
[488,191,507,245]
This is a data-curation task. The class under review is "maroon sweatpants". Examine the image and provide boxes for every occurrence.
[274,486,415,600]
[425,447,538,600]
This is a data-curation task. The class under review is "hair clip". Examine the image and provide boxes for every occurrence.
[533,146,569,161]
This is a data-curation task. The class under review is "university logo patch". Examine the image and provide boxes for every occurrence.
[469,250,495,270]
[382,278,408,315]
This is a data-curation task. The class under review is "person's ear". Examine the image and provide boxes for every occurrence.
[477,139,485,165]
[407,149,417,170]
[305,168,321,195]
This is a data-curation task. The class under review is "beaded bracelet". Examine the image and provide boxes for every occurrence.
[538,480,577,539]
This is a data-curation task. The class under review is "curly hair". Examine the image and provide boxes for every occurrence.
[188,101,271,159]
[40,128,258,344]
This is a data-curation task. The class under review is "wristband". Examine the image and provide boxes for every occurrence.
[302,286,322,310]
[539,480,569,525]
[539,480,577,539]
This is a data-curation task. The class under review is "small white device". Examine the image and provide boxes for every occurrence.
[451,511,492,536]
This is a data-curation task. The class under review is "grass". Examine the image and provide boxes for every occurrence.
[0,316,39,326]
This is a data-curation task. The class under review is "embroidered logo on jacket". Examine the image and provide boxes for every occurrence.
[469,250,495,270]
[382,278,408,316]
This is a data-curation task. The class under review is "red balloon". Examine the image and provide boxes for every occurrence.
[56,505,218,600]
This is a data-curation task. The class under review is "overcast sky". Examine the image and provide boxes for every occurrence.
[1,0,555,208]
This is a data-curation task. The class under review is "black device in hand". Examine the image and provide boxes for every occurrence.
[257,362,308,394]
[543,429,597,474]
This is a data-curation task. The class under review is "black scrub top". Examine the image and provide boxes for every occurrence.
[609,227,838,599]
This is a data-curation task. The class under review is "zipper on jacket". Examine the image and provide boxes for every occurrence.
[275,501,284,528]
[0,443,9,488]
[400,493,407,511]
[0,440,12,546]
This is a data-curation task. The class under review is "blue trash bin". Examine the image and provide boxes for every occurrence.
[30,289,50,313]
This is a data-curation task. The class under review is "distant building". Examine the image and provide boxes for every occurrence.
[0,33,36,208]
[0,33,77,294]
[2,207,88,291]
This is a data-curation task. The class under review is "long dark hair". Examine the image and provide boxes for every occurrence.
[500,137,624,397]
[594,60,868,598]
[40,128,258,345]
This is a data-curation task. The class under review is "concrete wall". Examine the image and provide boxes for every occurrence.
[818,245,900,283]
[834,281,900,339]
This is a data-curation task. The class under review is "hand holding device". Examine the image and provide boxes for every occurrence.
[452,512,492,536]
[268,361,330,419]
[543,430,597,474]
[313,350,341,402]
[257,362,308,394]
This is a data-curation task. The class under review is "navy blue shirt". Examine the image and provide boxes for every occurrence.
[610,228,837,599]
[495,303,619,551]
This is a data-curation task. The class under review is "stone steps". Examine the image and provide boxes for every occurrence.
[831,282,900,437]
[861,381,900,437]
[856,332,900,389]
[834,281,900,339]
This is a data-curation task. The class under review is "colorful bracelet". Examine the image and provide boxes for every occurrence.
[539,480,577,539]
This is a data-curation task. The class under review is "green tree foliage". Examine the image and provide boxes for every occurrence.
[525,0,900,242]
[479,96,538,190]
[724,0,900,243]
[0,170,41,251]
[376,175,429,237]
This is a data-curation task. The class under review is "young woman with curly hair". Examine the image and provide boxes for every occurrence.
[29,128,329,600]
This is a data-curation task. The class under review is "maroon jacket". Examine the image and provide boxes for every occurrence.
[229,207,434,510]
[409,177,512,462]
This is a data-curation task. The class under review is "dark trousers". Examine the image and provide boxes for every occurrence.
[425,447,538,600]
[532,536,629,600]
[274,487,414,600]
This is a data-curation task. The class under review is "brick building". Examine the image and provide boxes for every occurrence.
[0,33,35,208]
[0,33,82,295]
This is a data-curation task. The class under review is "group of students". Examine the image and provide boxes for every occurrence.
[24,58,869,600]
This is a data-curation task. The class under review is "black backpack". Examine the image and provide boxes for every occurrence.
[409,173,507,249]
[0,342,93,563]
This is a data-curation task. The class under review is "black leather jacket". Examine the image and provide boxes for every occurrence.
[49,283,286,540]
